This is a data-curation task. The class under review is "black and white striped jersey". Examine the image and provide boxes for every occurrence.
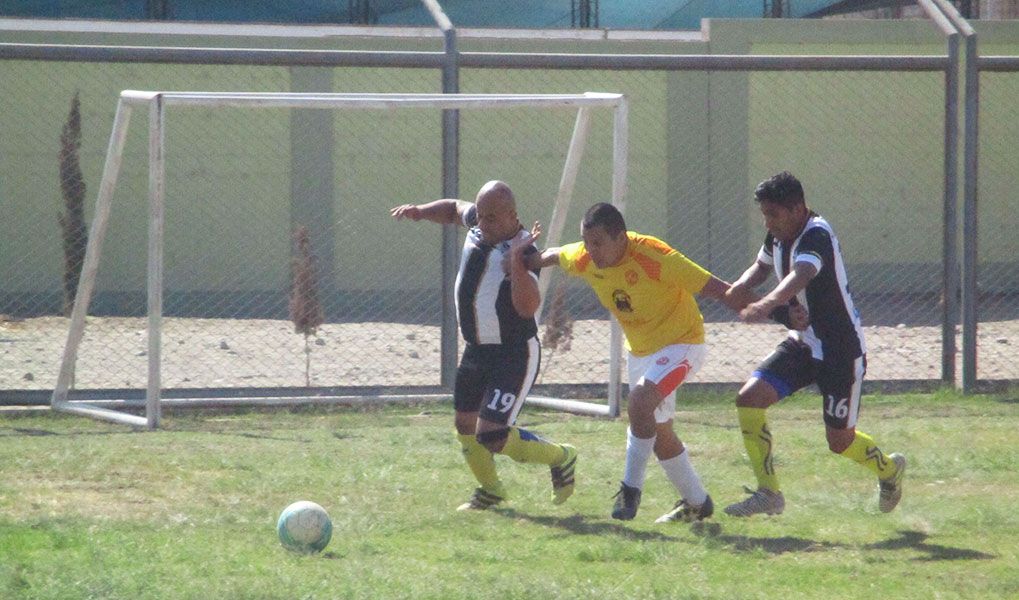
[757,214,866,363]
[454,204,539,346]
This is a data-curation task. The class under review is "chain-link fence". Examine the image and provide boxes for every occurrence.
[976,63,1019,383]
[0,26,1015,400]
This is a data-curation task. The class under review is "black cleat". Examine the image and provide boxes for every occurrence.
[611,482,642,520]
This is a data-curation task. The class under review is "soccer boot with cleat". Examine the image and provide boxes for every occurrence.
[610,482,642,521]
[723,486,785,517]
[655,494,714,523]
[456,486,506,512]
[878,453,907,513]
[550,444,578,505]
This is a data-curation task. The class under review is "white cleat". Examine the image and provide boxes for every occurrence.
[724,487,785,517]
[878,453,907,513]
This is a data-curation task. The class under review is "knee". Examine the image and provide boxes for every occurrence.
[476,427,510,453]
[454,412,477,436]
[826,432,853,454]
[737,390,776,410]
[627,386,660,421]
[628,403,655,426]
[737,378,779,409]
[827,440,850,454]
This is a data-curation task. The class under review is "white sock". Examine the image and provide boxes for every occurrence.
[658,449,708,506]
[622,427,656,489]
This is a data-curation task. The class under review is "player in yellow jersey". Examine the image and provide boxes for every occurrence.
[528,202,740,522]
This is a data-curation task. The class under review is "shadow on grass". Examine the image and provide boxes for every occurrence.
[491,511,994,562]
[682,418,740,431]
[689,521,846,555]
[180,428,328,442]
[491,508,682,543]
[0,427,129,437]
[3,427,60,436]
[206,429,358,442]
[0,425,325,443]
[863,529,996,561]
[690,524,995,561]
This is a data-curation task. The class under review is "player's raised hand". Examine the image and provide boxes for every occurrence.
[514,222,543,264]
[527,220,542,245]
[503,221,543,274]
[390,204,423,221]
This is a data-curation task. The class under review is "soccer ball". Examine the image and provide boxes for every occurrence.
[276,500,332,553]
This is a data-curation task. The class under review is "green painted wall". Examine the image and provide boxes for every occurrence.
[1,18,1017,317]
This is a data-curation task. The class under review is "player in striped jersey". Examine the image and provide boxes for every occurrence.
[724,171,906,517]
[528,202,740,523]
[391,181,577,512]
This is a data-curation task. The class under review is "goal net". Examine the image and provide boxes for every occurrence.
[51,90,628,428]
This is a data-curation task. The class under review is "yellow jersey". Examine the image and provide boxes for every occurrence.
[558,232,712,356]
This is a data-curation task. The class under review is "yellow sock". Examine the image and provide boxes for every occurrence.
[456,433,503,494]
[737,406,780,492]
[840,431,899,479]
[500,427,566,466]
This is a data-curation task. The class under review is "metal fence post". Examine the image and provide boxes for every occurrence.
[918,0,960,385]
[440,26,460,389]
[421,0,460,388]
[932,0,979,393]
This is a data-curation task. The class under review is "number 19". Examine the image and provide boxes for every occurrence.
[486,389,517,413]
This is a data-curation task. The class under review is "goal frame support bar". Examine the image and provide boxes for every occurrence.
[50,90,628,428]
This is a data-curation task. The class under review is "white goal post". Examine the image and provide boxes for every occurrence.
[51,90,629,428]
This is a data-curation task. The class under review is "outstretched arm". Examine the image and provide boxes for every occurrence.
[724,260,771,311]
[697,275,733,306]
[740,262,817,323]
[517,221,563,271]
[508,229,542,318]
[529,247,563,270]
[390,199,471,226]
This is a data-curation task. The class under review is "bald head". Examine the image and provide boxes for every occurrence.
[476,180,515,211]
[473,180,521,244]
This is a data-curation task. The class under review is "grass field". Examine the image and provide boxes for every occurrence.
[1,389,1017,599]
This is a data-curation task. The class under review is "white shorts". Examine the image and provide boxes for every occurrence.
[627,343,707,424]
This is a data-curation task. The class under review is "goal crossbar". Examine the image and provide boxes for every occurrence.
[118,90,627,109]
[51,90,629,428]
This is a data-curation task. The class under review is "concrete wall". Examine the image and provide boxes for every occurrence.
[1,18,1017,319]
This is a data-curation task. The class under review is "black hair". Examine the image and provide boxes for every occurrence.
[754,171,805,209]
[582,202,627,238]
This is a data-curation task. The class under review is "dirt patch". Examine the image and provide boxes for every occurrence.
[1,316,1015,392]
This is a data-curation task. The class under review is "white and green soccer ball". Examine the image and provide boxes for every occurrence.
[276,500,332,553]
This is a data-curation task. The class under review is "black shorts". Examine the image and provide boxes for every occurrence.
[752,338,867,429]
[453,338,540,426]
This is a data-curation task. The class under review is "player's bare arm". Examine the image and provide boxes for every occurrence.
[725,259,771,310]
[390,199,472,225]
[508,229,541,318]
[697,276,733,305]
[513,220,565,271]
[526,247,561,270]
[740,261,818,322]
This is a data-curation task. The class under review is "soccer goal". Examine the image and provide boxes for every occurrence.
[50,90,628,428]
